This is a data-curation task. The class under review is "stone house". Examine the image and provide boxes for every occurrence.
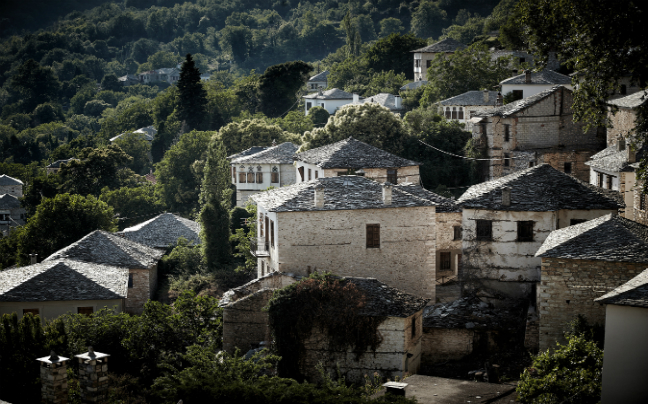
[534,213,648,351]
[0,193,26,235]
[411,38,466,82]
[471,85,604,182]
[360,93,404,114]
[605,91,647,146]
[46,158,79,174]
[117,74,139,86]
[250,176,438,300]
[303,88,361,115]
[595,268,648,404]
[0,174,23,198]
[438,90,500,131]
[294,137,421,185]
[499,70,572,101]
[456,164,623,299]
[45,230,164,314]
[307,70,329,90]
[301,277,429,383]
[119,212,201,249]
[229,142,299,207]
[0,259,128,320]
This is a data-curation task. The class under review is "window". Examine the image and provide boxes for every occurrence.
[415,59,421,68]
[607,175,614,189]
[452,107,457,119]
[128,273,133,288]
[440,252,451,270]
[504,125,510,142]
[256,172,263,183]
[445,107,451,119]
[366,224,380,248]
[306,102,312,110]
[517,221,534,242]
[529,161,536,168]
[239,166,246,183]
[271,167,279,183]
[232,166,236,180]
[597,172,604,187]
[570,219,587,226]
[270,220,275,247]
[265,216,269,245]
[564,162,572,174]
[298,166,305,181]
[476,220,493,241]
[247,168,254,183]
[481,123,488,135]
[426,60,432,68]
[621,84,627,95]
[453,226,462,240]
[512,90,523,100]
[458,107,464,120]
[315,171,318,179]
[308,169,311,180]
[261,261,265,276]
[259,214,264,237]
[519,57,526,64]
[411,316,417,338]
[640,192,647,211]
[387,169,397,184]
[23,308,39,316]
[77,307,93,316]
[504,153,510,167]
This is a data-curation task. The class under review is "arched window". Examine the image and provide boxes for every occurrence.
[452,107,457,120]
[458,107,464,120]
[256,166,263,183]
[247,167,255,183]
[238,166,246,183]
[445,107,451,119]
[271,166,279,183]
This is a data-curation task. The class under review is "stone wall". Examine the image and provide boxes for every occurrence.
[222,289,274,354]
[421,328,473,363]
[538,257,648,351]
[631,178,648,225]
[607,107,637,146]
[126,268,151,314]
[436,212,462,281]
[274,206,436,300]
[322,165,421,185]
[0,184,22,198]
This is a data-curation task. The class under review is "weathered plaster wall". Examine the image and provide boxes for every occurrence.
[0,299,123,320]
[607,107,637,146]
[222,289,274,354]
[538,257,647,351]
[270,207,436,300]
[436,212,462,278]
[421,328,473,362]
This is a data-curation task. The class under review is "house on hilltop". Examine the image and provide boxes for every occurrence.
[119,213,201,249]
[307,70,329,90]
[303,88,361,115]
[46,158,79,174]
[437,90,500,131]
[411,38,466,82]
[0,193,25,235]
[360,93,404,114]
[0,174,23,198]
[109,125,157,143]
[500,70,572,101]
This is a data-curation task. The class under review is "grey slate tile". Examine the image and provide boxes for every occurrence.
[120,213,201,249]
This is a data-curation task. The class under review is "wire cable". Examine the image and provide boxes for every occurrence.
[417,139,528,161]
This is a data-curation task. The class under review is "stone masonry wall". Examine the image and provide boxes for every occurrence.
[222,289,274,354]
[607,107,637,146]
[322,165,420,185]
[631,178,648,226]
[436,212,462,279]
[126,268,150,315]
[538,257,648,351]
[421,328,473,363]
[0,184,22,198]
[276,206,436,300]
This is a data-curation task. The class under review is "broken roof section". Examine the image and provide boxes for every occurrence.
[595,268,648,308]
[536,213,648,263]
[0,259,128,302]
[457,164,623,211]
[46,230,164,269]
[120,213,201,249]
[295,137,420,169]
[424,296,526,330]
[230,142,299,165]
[346,277,429,318]
[0,174,23,186]
[475,85,569,118]
[411,38,466,53]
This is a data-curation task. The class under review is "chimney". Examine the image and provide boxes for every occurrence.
[627,145,637,163]
[394,95,402,109]
[353,93,359,104]
[382,182,393,205]
[483,89,489,103]
[314,183,324,208]
[30,254,37,265]
[525,69,532,84]
[501,187,511,207]
[617,137,626,151]
[318,88,323,96]
[76,347,110,403]
[272,139,277,147]
[37,351,70,404]
[496,92,503,106]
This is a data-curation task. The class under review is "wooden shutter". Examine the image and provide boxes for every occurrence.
[256,172,263,183]
[239,172,246,183]
[298,166,305,181]
[366,224,380,248]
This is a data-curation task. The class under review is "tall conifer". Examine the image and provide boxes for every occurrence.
[177,53,207,130]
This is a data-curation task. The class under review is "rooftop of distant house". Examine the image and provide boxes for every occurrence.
[110,125,157,142]
[607,90,648,109]
[0,174,23,186]
[230,142,299,165]
[46,158,79,169]
[457,164,624,211]
[308,70,329,82]
[536,213,648,263]
[228,146,269,161]
[0,194,20,209]
[595,268,648,308]
[360,93,404,110]
[345,277,430,318]
[295,137,420,169]
[474,85,569,118]
[400,81,428,91]
[438,90,499,106]
[411,38,466,53]
[0,259,128,302]
[46,230,164,269]
[303,88,358,100]
[119,213,201,249]
[500,70,571,86]
[585,142,645,173]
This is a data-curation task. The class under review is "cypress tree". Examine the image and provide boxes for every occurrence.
[177,53,208,131]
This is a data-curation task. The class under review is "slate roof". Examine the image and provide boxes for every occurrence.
[412,38,466,53]
[361,93,404,110]
[231,142,299,165]
[400,81,428,91]
[303,88,357,100]
[395,183,461,213]
[585,144,645,173]
[0,174,23,186]
[475,86,568,118]
[500,70,571,85]
[438,91,499,106]
[346,277,429,318]
[0,259,128,302]
[308,70,329,82]
[423,296,526,330]
[228,146,268,160]
[295,137,420,169]
[535,214,648,263]
[120,213,201,248]
[0,194,20,209]
[595,268,648,308]
[46,158,78,169]
[46,230,164,269]
[607,90,648,108]
[110,125,157,142]
[491,50,533,61]
[457,164,624,211]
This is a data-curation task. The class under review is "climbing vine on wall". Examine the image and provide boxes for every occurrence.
[266,273,386,380]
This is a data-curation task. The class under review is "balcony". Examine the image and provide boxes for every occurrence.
[249,237,270,257]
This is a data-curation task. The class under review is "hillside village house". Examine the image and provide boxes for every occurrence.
[596,268,648,404]
[0,174,23,198]
[456,164,623,299]
[294,137,421,185]
[605,90,647,146]
[46,158,79,174]
[0,259,128,320]
[45,230,164,314]
[0,193,26,235]
[229,142,299,207]
[303,88,361,115]
[534,214,648,351]
[119,212,201,249]
[360,93,404,114]
[307,70,329,90]
[499,70,572,101]
[471,85,603,182]
[437,90,500,131]
[411,38,466,82]
[250,176,438,300]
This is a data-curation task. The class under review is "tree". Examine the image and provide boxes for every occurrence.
[217,119,300,155]
[308,107,329,127]
[199,136,233,268]
[177,54,208,131]
[379,18,404,38]
[10,59,61,113]
[365,33,427,80]
[411,0,448,39]
[59,145,134,196]
[113,132,152,174]
[15,193,117,266]
[257,61,312,117]
[99,185,162,230]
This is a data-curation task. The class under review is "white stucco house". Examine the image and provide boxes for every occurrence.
[303,88,361,115]
[411,38,466,82]
[500,70,572,101]
[360,93,404,114]
[307,70,329,90]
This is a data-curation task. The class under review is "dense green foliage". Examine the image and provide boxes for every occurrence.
[177,53,208,130]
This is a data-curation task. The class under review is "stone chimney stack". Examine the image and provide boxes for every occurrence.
[394,95,402,109]
[627,145,637,163]
[496,92,503,106]
[314,183,325,208]
[37,351,70,404]
[75,347,110,403]
[272,139,277,147]
[501,187,511,207]
[483,89,489,103]
[617,137,626,151]
[382,182,393,205]
[30,254,38,265]
[318,88,323,96]
[353,93,360,104]
[525,70,532,84]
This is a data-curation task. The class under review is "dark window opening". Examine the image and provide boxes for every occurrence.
[504,153,510,167]
[440,252,451,270]
[239,172,246,183]
[519,57,526,64]
[570,219,587,226]
[529,161,536,168]
[298,166,305,181]
[308,169,311,180]
[564,162,572,174]
[256,172,263,183]
[504,125,510,142]
[315,171,318,179]
[128,273,133,288]
[426,60,432,68]
[453,226,462,240]
[411,316,417,338]
[271,167,279,183]
[597,172,604,187]
[607,175,614,189]
[387,169,397,184]
[458,107,464,120]
[621,84,627,95]
[517,221,534,242]
[232,166,236,180]
[476,220,493,241]
[77,307,93,316]
[270,220,275,247]
[481,123,488,135]
[445,108,451,119]
[247,172,254,183]
[452,107,457,119]
[366,224,380,248]
[512,90,523,101]
[306,102,312,110]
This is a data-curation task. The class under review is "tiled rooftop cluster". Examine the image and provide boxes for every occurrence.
[475,85,567,118]
[303,88,357,100]
[251,176,438,212]
[596,268,648,308]
[0,259,128,302]
[120,213,201,248]
[295,137,420,169]
[423,296,526,330]
[0,194,20,209]
[0,174,23,186]
[438,91,499,106]
[457,164,623,211]
[500,70,571,85]
[536,214,648,263]
[230,142,299,165]
[346,277,429,317]
[411,38,466,53]
[46,230,164,268]
[585,144,645,172]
